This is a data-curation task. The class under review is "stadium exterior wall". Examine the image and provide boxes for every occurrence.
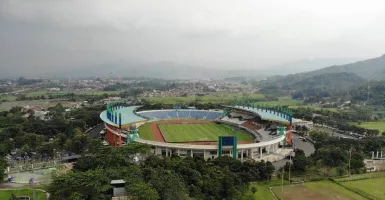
[101,107,290,161]
[134,135,285,161]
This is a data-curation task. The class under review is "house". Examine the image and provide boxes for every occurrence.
[34,111,50,120]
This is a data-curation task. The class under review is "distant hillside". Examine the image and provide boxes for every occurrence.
[302,54,385,80]
[290,73,365,90]
[260,72,365,90]
[260,54,385,91]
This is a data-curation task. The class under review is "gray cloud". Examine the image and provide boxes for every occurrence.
[1,0,385,77]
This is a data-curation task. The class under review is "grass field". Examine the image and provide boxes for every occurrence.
[289,105,338,112]
[138,122,156,141]
[145,92,264,104]
[24,89,122,97]
[260,96,302,107]
[158,123,254,142]
[0,100,79,111]
[341,177,385,199]
[0,189,47,200]
[349,121,385,136]
[272,181,366,200]
[334,172,385,182]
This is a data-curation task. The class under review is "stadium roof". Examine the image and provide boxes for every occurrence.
[224,105,299,124]
[100,106,146,126]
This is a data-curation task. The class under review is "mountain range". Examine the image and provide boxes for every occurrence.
[260,54,385,90]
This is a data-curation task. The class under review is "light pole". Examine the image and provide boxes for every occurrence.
[281,168,285,200]
[348,145,352,176]
[288,151,292,183]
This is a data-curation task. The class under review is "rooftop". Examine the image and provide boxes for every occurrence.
[225,105,299,124]
[100,106,146,126]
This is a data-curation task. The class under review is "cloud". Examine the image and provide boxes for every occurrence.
[1,0,385,77]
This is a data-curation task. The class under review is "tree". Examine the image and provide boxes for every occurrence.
[0,157,7,182]
[9,193,17,200]
[251,186,257,194]
[48,170,112,200]
[126,181,159,200]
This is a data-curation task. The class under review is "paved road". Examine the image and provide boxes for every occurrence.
[272,134,315,171]
[314,126,357,139]
[292,134,315,156]
[88,123,105,139]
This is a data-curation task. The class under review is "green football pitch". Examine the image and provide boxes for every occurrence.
[157,123,255,143]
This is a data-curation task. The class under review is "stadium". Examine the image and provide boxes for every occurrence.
[99,101,302,162]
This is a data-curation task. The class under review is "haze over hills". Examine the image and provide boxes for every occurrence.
[261,54,385,89]
[298,54,385,80]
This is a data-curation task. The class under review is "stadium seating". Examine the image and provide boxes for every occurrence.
[136,110,223,120]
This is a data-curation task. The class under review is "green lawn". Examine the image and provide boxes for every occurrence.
[0,100,79,111]
[158,123,255,143]
[289,105,338,112]
[272,181,366,200]
[138,123,155,141]
[341,177,385,199]
[244,182,276,200]
[0,189,47,200]
[145,92,264,104]
[334,172,385,182]
[24,89,122,97]
[350,121,385,135]
[259,96,302,107]
[0,95,17,101]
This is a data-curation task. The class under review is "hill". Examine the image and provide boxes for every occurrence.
[302,54,385,80]
[259,72,365,90]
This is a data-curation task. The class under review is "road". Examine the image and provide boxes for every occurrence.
[87,123,105,139]
[272,134,315,171]
[314,125,357,139]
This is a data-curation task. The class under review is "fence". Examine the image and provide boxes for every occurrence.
[6,159,63,173]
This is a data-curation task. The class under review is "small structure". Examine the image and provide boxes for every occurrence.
[111,180,127,197]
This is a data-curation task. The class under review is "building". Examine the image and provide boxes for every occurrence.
[100,103,298,162]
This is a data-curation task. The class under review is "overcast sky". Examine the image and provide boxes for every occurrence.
[1,0,385,76]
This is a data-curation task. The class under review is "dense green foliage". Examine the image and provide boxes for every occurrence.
[0,104,104,157]
[292,107,382,136]
[48,143,275,200]
[308,130,374,174]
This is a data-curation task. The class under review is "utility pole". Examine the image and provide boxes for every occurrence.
[367,81,370,104]
[281,168,285,200]
[348,145,352,175]
[288,151,292,183]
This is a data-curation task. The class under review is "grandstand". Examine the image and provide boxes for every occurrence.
[136,109,223,120]
[100,103,296,162]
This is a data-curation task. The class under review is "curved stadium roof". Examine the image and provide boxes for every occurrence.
[224,105,298,124]
[100,106,146,126]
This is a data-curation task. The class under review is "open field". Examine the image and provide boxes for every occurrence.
[145,92,264,104]
[289,105,338,112]
[24,89,122,97]
[0,100,79,111]
[259,96,302,107]
[349,121,385,135]
[158,123,254,142]
[272,181,366,200]
[0,95,17,101]
[334,171,385,182]
[0,189,47,200]
[341,177,385,199]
